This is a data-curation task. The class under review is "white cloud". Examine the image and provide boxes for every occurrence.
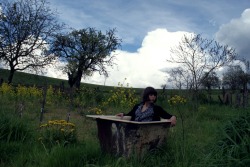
[215,9,250,61]
[37,26,249,89]
[83,29,190,88]
[43,60,67,80]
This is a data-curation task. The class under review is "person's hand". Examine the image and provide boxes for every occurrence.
[116,113,124,119]
[169,116,176,126]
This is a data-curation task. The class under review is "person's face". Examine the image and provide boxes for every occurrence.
[148,94,156,103]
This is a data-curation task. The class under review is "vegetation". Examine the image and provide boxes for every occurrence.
[0,70,249,167]
[0,0,121,90]
[51,28,121,88]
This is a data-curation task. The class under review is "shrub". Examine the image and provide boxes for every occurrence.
[39,120,77,148]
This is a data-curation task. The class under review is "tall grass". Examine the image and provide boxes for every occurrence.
[0,70,249,166]
[1,100,249,166]
[203,112,250,167]
[0,111,38,166]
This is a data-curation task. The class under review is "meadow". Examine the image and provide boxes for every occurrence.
[0,69,249,167]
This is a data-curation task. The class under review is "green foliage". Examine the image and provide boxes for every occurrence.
[0,112,33,142]
[52,27,121,88]
[207,113,250,167]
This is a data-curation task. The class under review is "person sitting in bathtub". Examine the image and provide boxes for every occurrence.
[116,86,176,126]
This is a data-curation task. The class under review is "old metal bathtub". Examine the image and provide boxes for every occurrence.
[86,115,171,157]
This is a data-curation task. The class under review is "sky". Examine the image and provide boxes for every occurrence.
[3,0,250,88]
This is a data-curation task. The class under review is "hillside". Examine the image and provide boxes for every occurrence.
[0,68,143,93]
[0,68,112,87]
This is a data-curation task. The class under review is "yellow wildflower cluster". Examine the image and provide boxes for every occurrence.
[40,119,75,128]
[0,83,47,98]
[16,84,42,98]
[87,107,103,115]
[0,83,65,105]
[168,95,187,106]
[39,119,77,146]
[103,78,139,109]
[0,83,15,96]
[87,78,139,115]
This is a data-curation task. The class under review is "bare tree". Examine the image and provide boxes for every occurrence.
[51,28,121,88]
[167,67,192,90]
[167,34,236,101]
[0,0,64,84]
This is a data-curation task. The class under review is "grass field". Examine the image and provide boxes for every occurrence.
[0,69,249,167]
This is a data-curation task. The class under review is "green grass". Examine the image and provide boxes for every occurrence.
[0,68,143,92]
[0,68,66,87]
[1,96,248,167]
[0,68,249,167]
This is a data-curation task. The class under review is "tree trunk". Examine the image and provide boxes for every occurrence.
[8,68,15,84]
[67,72,76,88]
[75,70,83,89]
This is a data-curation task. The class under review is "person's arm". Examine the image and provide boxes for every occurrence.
[169,115,176,126]
[116,104,139,120]
[125,104,138,116]
[154,105,176,126]
[154,105,172,119]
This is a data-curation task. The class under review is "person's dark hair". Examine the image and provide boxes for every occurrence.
[142,87,157,103]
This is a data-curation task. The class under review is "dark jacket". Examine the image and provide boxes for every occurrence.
[125,103,173,121]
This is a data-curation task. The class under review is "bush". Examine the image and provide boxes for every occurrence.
[39,120,77,148]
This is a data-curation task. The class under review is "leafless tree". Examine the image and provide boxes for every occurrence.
[0,0,64,84]
[167,34,237,101]
[167,67,192,90]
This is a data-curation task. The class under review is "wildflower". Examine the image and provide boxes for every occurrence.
[168,95,187,106]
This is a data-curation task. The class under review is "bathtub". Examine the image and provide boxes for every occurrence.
[86,115,171,157]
